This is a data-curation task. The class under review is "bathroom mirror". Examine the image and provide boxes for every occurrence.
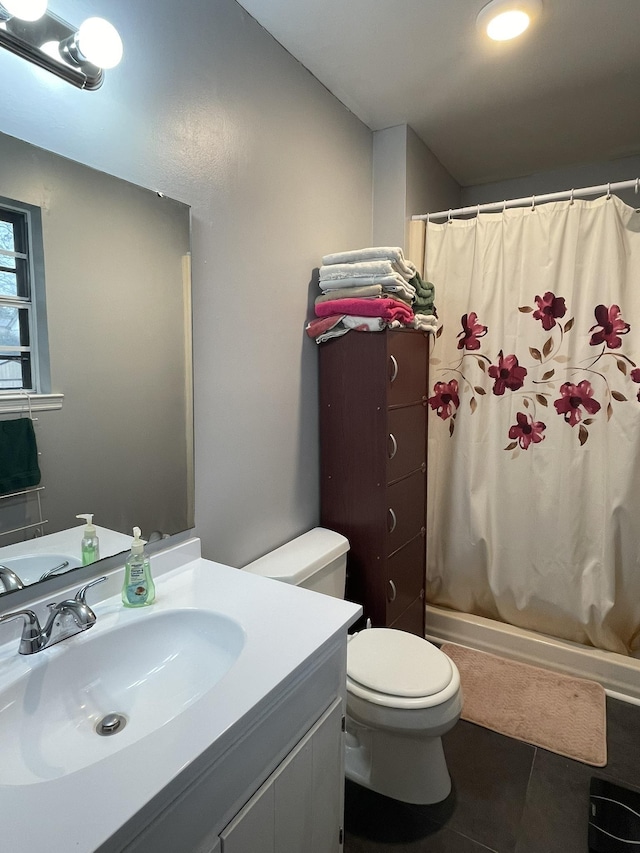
[0,130,193,595]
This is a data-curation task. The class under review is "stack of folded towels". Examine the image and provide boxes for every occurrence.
[306,247,438,344]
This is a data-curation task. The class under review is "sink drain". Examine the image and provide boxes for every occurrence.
[96,713,127,736]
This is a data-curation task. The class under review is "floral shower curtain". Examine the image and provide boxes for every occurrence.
[424,195,640,655]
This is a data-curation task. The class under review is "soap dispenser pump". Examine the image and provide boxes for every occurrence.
[122,527,155,607]
[76,514,100,565]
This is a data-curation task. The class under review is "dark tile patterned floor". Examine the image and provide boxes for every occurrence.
[344,696,640,852]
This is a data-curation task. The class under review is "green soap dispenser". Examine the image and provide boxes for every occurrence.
[76,514,100,565]
[122,527,155,607]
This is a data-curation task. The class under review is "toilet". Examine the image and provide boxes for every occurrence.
[244,527,462,805]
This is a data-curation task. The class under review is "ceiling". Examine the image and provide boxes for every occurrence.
[235,0,640,187]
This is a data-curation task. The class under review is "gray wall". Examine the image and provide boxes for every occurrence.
[406,126,461,241]
[372,126,407,249]
[0,0,373,567]
[462,154,640,210]
[373,124,460,255]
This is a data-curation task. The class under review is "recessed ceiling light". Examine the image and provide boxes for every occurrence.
[477,0,542,41]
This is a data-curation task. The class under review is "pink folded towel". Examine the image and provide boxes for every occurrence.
[305,314,345,339]
[315,297,414,324]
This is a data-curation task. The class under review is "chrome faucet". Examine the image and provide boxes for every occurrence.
[0,576,107,655]
[38,560,71,581]
[0,565,25,593]
[0,558,73,591]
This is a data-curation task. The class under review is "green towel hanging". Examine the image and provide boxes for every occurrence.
[0,417,41,495]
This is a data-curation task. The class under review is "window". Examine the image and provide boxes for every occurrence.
[0,199,50,393]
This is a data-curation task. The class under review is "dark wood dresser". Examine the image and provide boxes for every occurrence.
[319,329,429,636]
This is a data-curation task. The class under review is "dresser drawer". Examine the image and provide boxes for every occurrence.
[385,533,425,626]
[386,469,426,555]
[389,593,425,636]
[387,331,428,406]
[387,404,427,482]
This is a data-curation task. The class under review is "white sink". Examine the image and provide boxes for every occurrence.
[0,553,82,586]
[0,608,245,785]
[0,539,362,853]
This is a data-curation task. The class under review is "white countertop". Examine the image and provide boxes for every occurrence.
[0,538,361,852]
[0,524,132,565]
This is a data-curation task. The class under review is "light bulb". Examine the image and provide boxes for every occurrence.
[0,0,47,21]
[75,17,123,69]
[40,39,61,60]
[486,9,530,40]
[476,0,542,43]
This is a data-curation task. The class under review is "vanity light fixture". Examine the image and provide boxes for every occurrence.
[476,0,542,41]
[0,0,48,22]
[0,2,122,89]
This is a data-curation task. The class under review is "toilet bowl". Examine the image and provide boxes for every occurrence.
[243,527,462,804]
[344,627,462,803]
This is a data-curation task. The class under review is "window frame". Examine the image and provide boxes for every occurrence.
[0,196,51,395]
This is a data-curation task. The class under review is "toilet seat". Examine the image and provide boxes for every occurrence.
[347,628,460,710]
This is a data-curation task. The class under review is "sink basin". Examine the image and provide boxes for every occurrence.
[0,608,245,785]
[0,553,82,586]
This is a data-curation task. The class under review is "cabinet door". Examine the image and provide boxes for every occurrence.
[220,700,343,853]
[386,403,427,483]
[385,532,426,626]
[386,469,426,556]
[220,782,275,853]
[389,594,426,636]
[386,331,428,406]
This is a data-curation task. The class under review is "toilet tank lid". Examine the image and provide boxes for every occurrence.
[242,527,349,585]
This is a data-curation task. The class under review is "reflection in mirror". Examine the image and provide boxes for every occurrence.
[0,131,194,596]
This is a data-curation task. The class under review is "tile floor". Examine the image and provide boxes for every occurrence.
[344,696,640,852]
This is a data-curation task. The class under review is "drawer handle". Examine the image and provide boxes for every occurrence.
[389,355,398,383]
[388,507,397,533]
[388,580,397,602]
[388,432,398,460]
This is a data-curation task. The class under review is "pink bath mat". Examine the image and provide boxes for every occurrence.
[442,643,607,767]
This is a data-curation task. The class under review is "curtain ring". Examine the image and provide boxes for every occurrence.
[531,195,536,212]
[635,178,639,195]
[426,212,430,224]
[477,204,480,218]
[447,209,452,224]
[606,182,611,200]
[569,188,575,205]
[502,199,507,213]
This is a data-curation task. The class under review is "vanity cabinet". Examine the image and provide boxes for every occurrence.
[7,543,360,853]
[220,700,344,853]
[111,630,350,853]
[319,329,429,636]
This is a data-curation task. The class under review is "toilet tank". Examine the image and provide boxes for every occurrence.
[243,527,349,599]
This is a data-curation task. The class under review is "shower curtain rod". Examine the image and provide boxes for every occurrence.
[412,177,640,222]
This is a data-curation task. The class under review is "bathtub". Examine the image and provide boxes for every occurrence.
[426,603,640,705]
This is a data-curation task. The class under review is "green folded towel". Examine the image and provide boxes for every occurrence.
[0,417,41,495]
[410,272,436,316]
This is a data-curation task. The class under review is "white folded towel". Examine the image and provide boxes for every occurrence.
[320,273,415,297]
[319,260,396,281]
[412,313,440,333]
[314,325,350,344]
[322,247,417,281]
[342,315,387,331]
